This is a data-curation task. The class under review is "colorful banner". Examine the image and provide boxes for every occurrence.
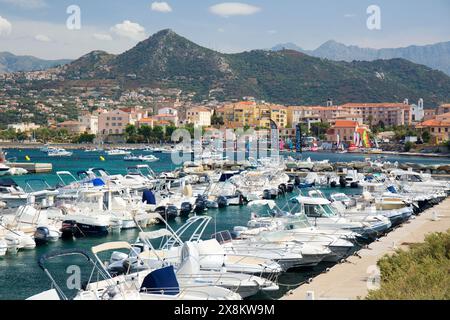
[362,130,371,148]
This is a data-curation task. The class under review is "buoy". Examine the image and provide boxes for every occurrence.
[25,155,31,161]
[99,156,105,161]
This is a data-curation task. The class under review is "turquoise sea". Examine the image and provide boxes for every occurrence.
[0,149,449,300]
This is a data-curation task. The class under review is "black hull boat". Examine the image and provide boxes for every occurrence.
[60,220,77,239]
[60,220,109,238]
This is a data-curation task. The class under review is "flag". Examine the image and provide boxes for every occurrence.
[295,123,302,153]
[270,120,279,152]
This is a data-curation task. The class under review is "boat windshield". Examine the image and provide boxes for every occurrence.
[304,204,337,218]
[283,214,312,229]
[332,194,349,202]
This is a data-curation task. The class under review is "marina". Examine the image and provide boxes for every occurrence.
[0,147,448,300]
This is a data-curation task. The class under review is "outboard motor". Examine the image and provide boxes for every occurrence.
[350,182,359,188]
[339,176,347,188]
[263,189,271,200]
[217,196,229,208]
[278,184,287,195]
[330,181,337,188]
[194,196,207,214]
[165,205,179,220]
[180,202,193,217]
[286,183,294,193]
[294,176,301,186]
[61,220,77,239]
[34,227,50,245]
[239,194,245,206]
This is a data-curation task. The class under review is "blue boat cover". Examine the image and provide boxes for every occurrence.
[140,266,180,295]
[142,189,156,205]
[387,186,398,194]
[91,178,105,187]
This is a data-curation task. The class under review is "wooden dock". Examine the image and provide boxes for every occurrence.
[281,197,450,300]
[7,162,53,173]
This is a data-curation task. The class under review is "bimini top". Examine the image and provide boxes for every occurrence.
[91,241,133,255]
[292,195,331,205]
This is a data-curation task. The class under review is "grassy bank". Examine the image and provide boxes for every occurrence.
[367,230,450,300]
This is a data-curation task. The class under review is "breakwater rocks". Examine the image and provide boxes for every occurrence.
[286,161,450,174]
[187,159,450,175]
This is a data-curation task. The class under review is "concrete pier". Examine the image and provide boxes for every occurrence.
[281,197,450,300]
[7,162,53,173]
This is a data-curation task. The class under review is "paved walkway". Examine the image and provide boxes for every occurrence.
[282,197,450,300]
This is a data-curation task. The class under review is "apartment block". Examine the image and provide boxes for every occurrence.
[186,107,212,127]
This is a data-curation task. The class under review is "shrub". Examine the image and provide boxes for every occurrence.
[367,230,450,300]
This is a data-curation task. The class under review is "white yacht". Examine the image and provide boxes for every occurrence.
[124,154,159,162]
[291,194,392,241]
[47,148,73,157]
[106,149,131,156]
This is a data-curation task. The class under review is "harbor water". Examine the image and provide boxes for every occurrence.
[0,149,449,300]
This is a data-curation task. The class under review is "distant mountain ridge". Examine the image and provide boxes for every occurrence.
[0,52,71,74]
[271,40,450,76]
[52,29,450,106]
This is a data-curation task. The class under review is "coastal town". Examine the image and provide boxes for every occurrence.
[1,72,450,154]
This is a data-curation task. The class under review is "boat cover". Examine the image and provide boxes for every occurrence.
[142,190,156,205]
[140,265,180,295]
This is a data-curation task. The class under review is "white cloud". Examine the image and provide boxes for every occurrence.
[268,30,277,35]
[151,1,173,13]
[0,19,140,59]
[0,16,12,36]
[217,28,225,33]
[209,2,261,17]
[93,33,113,41]
[34,34,51,42]
[111,20,147,41]
[0,0,47,9]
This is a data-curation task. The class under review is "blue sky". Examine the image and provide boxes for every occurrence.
[0,0,449,59]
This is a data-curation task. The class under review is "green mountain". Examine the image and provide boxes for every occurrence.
[60,29,450,106]
[0,52,71,74]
